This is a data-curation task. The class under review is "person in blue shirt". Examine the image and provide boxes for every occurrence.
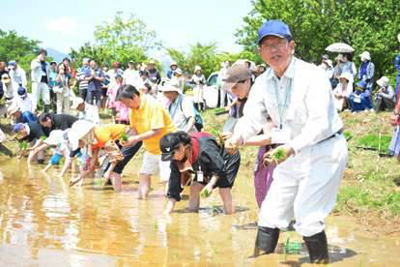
[48,61,59,111]
[395,34,400,93]
[86,60,105,107]
[166,62,178,79]
[7,103,37,124]
[348,81,372,112]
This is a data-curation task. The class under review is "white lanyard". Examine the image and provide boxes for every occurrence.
[273,77,293,129]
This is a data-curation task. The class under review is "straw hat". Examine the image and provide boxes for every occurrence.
[7,102,20,116]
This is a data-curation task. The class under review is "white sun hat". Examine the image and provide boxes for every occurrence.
[68,120,95,150]
[376,76,389,88]
[359,51,371,61]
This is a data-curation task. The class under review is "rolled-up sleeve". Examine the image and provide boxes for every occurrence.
[234,80,269,141]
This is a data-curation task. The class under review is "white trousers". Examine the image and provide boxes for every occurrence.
[32,82,50,110]
[193,85,204,103]
[258,134,348,237]
[56,92,71,114]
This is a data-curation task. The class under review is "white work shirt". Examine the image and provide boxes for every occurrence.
[15,94,33,112]
[78,103,100,124]
[9,67,27,88]
[168,95,197,132]
[235,57,343,154]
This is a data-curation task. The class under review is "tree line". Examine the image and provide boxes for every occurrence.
[1,1,399,90]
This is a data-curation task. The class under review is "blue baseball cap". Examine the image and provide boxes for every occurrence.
[258,20,292,45]
[13,123,26,133]
[17,87,27,96]
[8,61,16,67]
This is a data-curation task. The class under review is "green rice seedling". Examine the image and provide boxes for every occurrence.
[119,132,128,142]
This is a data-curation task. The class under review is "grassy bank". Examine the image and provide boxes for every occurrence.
[202,109,400,224]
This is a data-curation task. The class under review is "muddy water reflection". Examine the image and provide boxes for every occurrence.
[0,157,399,266]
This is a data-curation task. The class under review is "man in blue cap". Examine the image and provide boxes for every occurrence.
[225,20,348,263]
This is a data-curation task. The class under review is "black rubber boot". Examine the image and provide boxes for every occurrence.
[253,226,280,257]
[303,231,329,264]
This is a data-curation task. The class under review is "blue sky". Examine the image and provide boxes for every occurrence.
[2,0,253,58]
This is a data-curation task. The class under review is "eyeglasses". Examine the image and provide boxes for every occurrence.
[260,39,288,52]
[236,80,247,84]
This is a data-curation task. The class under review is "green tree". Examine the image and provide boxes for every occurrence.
[236,0,400,79]
[167,42,220,78]
[70,11,160,70]
[0,29,41,74]
[167,43,262,79]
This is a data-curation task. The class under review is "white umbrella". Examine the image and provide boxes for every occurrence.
[325,42,354,53]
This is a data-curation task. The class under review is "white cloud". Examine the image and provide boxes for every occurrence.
[45,17,78,35]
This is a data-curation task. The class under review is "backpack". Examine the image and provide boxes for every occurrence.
[176,95,204,131]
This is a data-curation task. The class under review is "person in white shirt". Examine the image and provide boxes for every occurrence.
[217,61,230,107]
[225,20,348,264]
[332,72,353,111]
[162,84,197,133]
[8,61,27,89]
[71,97,100,124]
[14,87,33,112]
[30,49,51,112]
[124,61,142,87]
[170,68,185,94]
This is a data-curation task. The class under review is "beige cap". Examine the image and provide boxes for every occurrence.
[222,64,252,92]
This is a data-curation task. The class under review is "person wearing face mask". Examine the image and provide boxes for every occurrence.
[160,131,240,214]
[225,20,347,264]
[30,49,51,112]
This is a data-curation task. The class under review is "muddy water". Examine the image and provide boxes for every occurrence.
[0,156,399,266]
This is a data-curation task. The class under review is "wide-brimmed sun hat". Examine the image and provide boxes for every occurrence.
[376,76,389,88]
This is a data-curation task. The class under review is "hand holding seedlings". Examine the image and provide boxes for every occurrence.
[201,183,213,198]
[119,132,128,142]
[263,145,295,166]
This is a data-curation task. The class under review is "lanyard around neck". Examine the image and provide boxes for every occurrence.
[273,75,294,129]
